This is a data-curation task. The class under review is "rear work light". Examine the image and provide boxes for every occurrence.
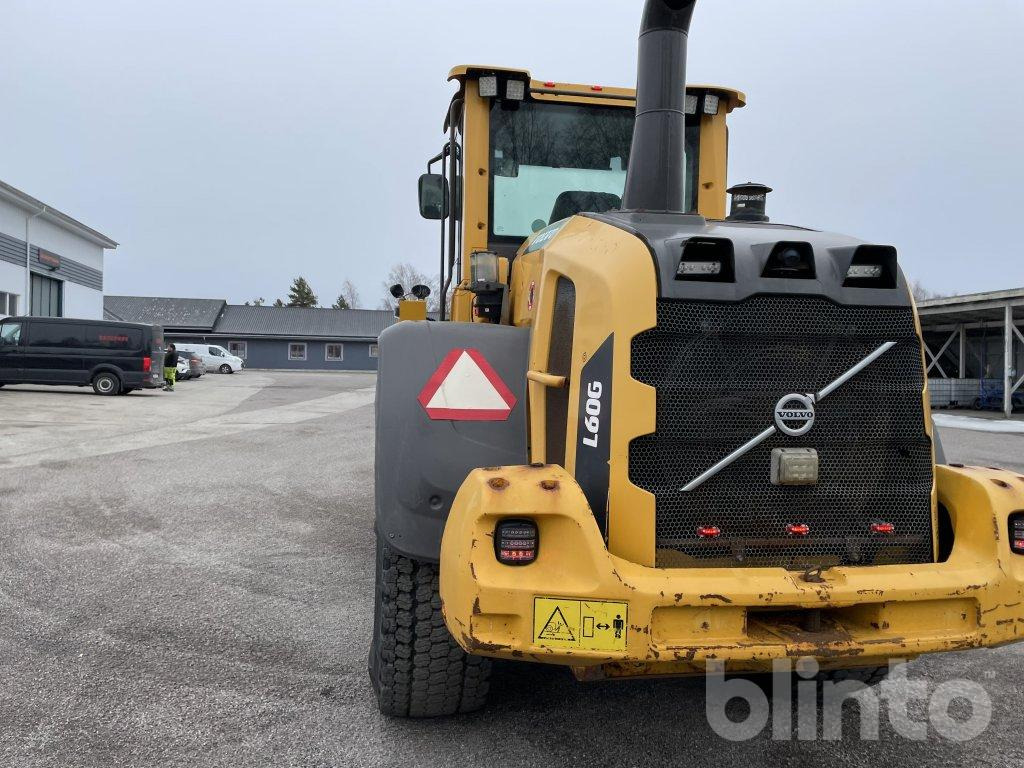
[495,519,538,565]
[786,523,811,537]
[677,260,722,277]
[506,79,526,101]
[478,75,498,98]
[1011,513,1024,555]
[143,356,152,373]
[847,264,884,280]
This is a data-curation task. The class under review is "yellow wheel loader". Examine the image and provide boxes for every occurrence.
[369,0,1024,718]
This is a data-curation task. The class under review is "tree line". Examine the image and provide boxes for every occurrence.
[244,263,441,311]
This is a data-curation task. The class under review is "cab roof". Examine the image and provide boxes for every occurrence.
[447,64,745,112]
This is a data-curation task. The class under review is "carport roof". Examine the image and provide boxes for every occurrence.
[917,287,1024,329]
[213,305,398,340]
[104,296,227,331]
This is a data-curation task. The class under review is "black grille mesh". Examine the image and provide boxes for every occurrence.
[629,295,934,569]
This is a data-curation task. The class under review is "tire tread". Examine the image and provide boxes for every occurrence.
[369,539,491,717]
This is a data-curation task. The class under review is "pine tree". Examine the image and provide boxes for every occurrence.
[287,277,318,308]
[273,298,285,307]
[332,295,350,310]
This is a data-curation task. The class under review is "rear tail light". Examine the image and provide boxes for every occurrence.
[495,519,538,565]
[1011,513,1024,555]
[697,526,721,538]
[786,523,811,537]
[143,356,151,372]
[870,522,896,535]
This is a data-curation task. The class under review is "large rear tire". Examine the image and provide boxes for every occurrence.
[368,538,491,717]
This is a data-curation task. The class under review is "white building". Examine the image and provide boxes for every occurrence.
[0,180,117,320]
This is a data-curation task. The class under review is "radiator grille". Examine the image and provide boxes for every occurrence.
[629,295,934,569]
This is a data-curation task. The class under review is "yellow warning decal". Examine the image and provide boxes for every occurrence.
[533,597,629,652]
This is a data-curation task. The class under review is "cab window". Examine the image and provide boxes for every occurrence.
[209,347,223,356]
[488,100,700,241]
[0,322,23,345]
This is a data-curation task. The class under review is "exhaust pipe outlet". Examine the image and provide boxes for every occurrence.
[621,0,697,213]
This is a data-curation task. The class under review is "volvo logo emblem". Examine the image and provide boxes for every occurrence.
[774,393,816,437]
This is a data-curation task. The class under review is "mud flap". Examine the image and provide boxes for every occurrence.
[374,320,530,561]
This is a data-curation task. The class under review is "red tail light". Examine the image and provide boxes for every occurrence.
[495,519,538,565]
[143,356,151,372]
[697,526,721,539]
[870,522,896,535]
[1011,514,1024,555]
[786,523,810,537]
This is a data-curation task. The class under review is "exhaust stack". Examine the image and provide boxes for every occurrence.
[621,0,697,213]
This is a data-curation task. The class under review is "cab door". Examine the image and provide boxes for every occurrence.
[0,320,26,382]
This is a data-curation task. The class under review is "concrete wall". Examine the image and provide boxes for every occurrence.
[170,336,379,371]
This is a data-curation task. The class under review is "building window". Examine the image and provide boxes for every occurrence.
[369,344,379,358]
[288,342,307,361]
[0,292,19,316]
[30,274,62,318]
[229,341,247,359]
[326,343,344,361]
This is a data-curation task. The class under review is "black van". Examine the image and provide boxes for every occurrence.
[0,317,165,395]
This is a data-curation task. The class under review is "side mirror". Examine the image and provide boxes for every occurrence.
[418,174,449,220]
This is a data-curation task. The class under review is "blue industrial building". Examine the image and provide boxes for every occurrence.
[104,296,397,371]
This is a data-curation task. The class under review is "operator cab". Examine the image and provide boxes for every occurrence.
[418,65,744,321]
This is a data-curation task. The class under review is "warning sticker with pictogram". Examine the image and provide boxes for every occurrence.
[533,597,629,652]
[417,348,517,421]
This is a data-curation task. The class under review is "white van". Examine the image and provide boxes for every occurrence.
[174,343,243,374]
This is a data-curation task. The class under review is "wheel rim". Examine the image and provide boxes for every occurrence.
[98,377,113,393]
[221,365,231,373]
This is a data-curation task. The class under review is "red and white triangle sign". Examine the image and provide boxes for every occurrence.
[418,348,517,421]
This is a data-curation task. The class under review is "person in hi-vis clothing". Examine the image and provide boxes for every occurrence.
[163,343,179,392]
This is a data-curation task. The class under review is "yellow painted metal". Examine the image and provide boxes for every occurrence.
[397,300,427,322]
[517,216,658,563]
[526,370,567,389]
[697,109,730,220]
[439,464,1024,673]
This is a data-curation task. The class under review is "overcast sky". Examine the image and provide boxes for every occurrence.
[2,0,1022,306]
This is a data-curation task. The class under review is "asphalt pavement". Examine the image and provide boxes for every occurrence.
[0,372,1022,767]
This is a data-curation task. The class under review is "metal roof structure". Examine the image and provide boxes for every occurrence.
[917,287,1024,417]
[104,296,227,331]
[214,305,397,340]
[103,296,399,340]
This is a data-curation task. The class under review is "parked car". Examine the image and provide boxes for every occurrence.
[179,349,204,378]
[176,356,191,381]
[0,317,165,395]
[174,343,243,374]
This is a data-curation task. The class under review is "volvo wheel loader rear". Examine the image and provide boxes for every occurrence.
[369,0,1024,718]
